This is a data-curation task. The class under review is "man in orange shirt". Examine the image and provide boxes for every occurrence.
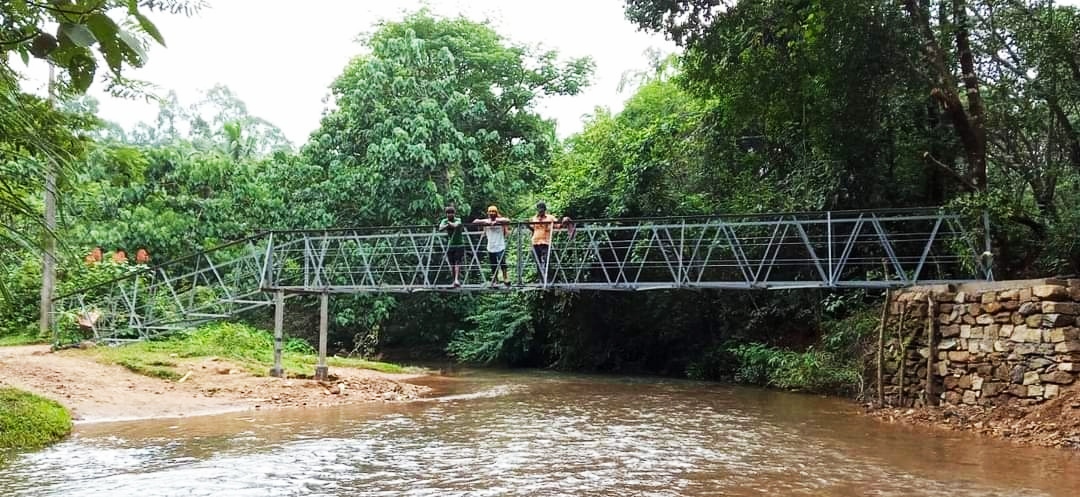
[528,201,571,284]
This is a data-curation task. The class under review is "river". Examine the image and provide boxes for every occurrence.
[1,370,1078,496]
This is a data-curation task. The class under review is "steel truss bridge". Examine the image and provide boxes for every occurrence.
[52,208,992,379]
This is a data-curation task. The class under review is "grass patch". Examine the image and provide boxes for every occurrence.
[74,323,417,379]
[0,388,72,452]
[0,334,46,347]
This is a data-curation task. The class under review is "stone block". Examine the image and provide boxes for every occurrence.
[1002,301,1021,311]
[1033,285,1070,301]
[993,340,1008,352]
[944,391,963,405]
[1039,371,1075,385]
[982,382,1005,397]
[939,338,958,350]
[1023,371,1041,385]
[999,325,1014,338]
[979,340,994,353]
[939,303,954,314]
[971,327,986,339]
[1026,314,1044,328]
[1028,357,1054,370]
[1045,384,1060,400]
[962,390,978,404]
[944,376,960,390]
[1012,313,1025,325]
[1008,384,1029,397]
[939,313,953,325]
[935,292,956,303]
[1048,328,1079,343]
[952,292,966,304]
[1016,344,1039,355]
[1010,365,1027,383]
[948,351,971,362]
[971,375,984,390]
[1042,301,1080,315]
[960,325,972,338]
[963,315,977,325]
[983,302,1003,314]
[1019,288,1033,302]
[986,324,1000,337]
[942,325,960,338]
[936,361,948,376]
[1043,314,1074,328]
[1019,302,1039,316]
[998,290,1019,301]
[1055,341,1080,353]
[994,365,1011,381]
[981,292,997,304]
[968,303,983,316]
[1060,363,1076,372]
[1027,385,1045,398]
[958,375,973,389]
[974,314,993,325]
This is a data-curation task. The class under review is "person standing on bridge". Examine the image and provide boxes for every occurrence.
[528,201,571,285]
[474,205,511,288]
[438,205,466,288]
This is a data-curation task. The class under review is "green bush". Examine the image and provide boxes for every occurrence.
[448,293,535,365]
[727,343,862,394]
[0,388,72,452]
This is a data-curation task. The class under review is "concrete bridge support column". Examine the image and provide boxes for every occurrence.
[315,292,329,381]
[270,290,285,378]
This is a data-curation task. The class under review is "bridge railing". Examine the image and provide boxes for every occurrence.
[263,208,989,292]
[51,233,274,344]
[52,208,991,344]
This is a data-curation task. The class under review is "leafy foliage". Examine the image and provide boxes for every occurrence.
[303,10,594,225]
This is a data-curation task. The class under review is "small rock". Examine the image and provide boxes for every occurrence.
[1023,371,1041,385]
[1044,384,1060,399]
[1033,285,1069,301]
[1042,302,1080,315]
[1039,371,1074,385]
[1018,302,1039,316]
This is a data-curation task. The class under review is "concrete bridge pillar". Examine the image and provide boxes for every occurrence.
[315,292,329,381]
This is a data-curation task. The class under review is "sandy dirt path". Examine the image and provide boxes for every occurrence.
[0,345,429,423]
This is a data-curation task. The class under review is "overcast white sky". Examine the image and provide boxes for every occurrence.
[22,0,676,145]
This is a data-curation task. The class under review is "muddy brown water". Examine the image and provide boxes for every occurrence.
[2,370,1079,496]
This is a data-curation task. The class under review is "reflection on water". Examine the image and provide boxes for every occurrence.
[2,370,1078,496]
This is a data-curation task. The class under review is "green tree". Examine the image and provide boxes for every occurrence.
[303,10,594,226]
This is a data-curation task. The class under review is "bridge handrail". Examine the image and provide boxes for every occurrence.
[52,230,270,301]
[53,206,974,301]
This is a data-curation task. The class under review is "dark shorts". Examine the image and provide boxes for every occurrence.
[532,244,549,264]
[488,250,506,269]
[445,246,464,265]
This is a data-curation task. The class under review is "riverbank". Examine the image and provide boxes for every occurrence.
[0,387,72,451]
[866,385,1080,449]
[0,343,430,424]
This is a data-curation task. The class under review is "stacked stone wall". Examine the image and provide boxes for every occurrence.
[882,279,1080,407]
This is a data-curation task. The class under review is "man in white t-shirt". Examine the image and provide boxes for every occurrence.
[474,205,511,287]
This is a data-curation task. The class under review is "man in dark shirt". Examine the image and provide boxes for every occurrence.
[438,206,465,288]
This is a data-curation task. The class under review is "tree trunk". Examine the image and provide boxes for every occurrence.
[903,0,988,192]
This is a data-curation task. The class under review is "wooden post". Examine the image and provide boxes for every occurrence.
[270,290,285,377]
[876,289,891,407]
[896,304,909,407]
[315,291,329,381]
[926,295,936,406]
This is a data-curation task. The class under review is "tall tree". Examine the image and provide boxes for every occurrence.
[303,10,594,226]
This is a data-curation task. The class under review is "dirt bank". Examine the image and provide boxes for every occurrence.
[0,345,430,423]
[866,385,1080,450]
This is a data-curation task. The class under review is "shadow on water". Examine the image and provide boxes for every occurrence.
[2,369,1078,496]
